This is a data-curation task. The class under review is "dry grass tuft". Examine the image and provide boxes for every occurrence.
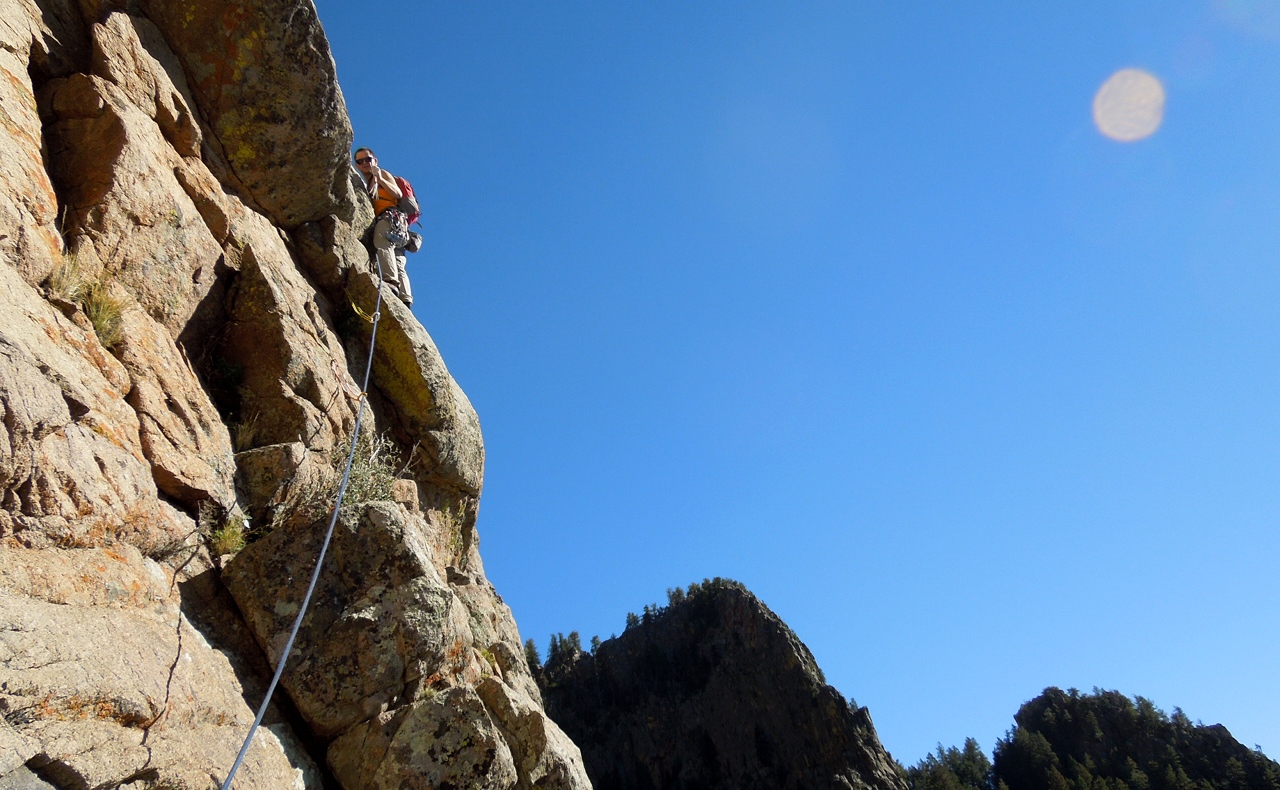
[233,410,261,452]
[45,251,129,351]
[46,251,91,303]
[82,281,127,350]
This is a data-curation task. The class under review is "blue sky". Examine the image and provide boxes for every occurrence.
[314,0,1280,764]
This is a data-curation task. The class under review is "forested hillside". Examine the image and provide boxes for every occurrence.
[904,688,1280,790]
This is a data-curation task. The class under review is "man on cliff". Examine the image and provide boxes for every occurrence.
[354,147,414,306]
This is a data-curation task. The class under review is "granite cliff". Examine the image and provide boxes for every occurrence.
[0,0,587,787]
[537,580,909,790]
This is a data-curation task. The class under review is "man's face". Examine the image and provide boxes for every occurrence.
[355,151,376,171]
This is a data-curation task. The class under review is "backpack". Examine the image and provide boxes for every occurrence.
[394,176,420,227]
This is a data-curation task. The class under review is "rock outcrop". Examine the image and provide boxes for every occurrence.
[0,546,317,789]
[538,580,907,790]
[222,502,588,789]
[0,0,587,787]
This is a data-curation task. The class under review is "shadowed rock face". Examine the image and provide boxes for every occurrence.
[539,581,908,790]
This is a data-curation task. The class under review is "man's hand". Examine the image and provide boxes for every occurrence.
[375,168,402,198]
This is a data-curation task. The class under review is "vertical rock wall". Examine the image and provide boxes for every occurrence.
[0,1,589,788]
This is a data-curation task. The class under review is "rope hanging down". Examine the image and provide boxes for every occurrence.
[220,275,387,790]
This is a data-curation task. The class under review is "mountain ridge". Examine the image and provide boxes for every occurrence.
[536,578,908,790]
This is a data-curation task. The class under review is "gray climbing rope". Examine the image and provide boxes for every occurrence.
[219,274,387,789]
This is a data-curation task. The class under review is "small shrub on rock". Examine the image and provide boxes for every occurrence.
[334,430,399,504]
[210,513,247,556]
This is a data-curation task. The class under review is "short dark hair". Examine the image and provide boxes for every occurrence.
[354,147,374,159]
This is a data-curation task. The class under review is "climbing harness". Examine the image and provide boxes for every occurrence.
[379,207,410,247]
[219,272,387,790]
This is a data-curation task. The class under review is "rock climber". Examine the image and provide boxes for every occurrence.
[354,147,414,306]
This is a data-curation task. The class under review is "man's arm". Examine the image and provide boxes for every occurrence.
[374,168,403,198]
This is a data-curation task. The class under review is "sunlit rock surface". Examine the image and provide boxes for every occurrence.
[0,0,583,787]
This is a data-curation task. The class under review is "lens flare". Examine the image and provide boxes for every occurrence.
[1093,68,1165,142]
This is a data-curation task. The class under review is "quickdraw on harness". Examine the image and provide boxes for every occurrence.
[379,208,410,248]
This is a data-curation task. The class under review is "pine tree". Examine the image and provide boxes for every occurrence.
[524,638,541,671]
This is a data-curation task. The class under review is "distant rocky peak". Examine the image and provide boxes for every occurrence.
[538,578,908,790]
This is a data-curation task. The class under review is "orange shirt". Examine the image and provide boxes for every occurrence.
[372,181,399,215]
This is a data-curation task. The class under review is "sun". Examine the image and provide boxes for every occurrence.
[1093,68,1165,142]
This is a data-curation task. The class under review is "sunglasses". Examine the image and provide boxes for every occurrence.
[356,156,374,165]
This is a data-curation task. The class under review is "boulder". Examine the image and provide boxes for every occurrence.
[0,262,186,555]
[391,478,419,513]
[224,503,591,789]
[234,441,335,525]
[292,202,373,295]
[138,0,356,227]
[327,688,518,790]
[90,13,203,158]
[451,561,545,705]
[0,544,170,608]
[220,216,360,456]
[173,154,234,245]
[222,502,479,739]
[0,0,72,288]
[477,678,592,790]
[116,305,236,508]
[40,68,225,338]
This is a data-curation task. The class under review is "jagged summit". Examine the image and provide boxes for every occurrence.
[537,579,908,790]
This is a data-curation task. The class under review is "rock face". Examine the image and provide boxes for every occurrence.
[0,547,317,790]
[0,0,587,787]
[224,502,589,789]
[137,0,358,228]
[538,580,908,790]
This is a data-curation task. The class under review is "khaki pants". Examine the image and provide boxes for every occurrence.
[373,215,412,303]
